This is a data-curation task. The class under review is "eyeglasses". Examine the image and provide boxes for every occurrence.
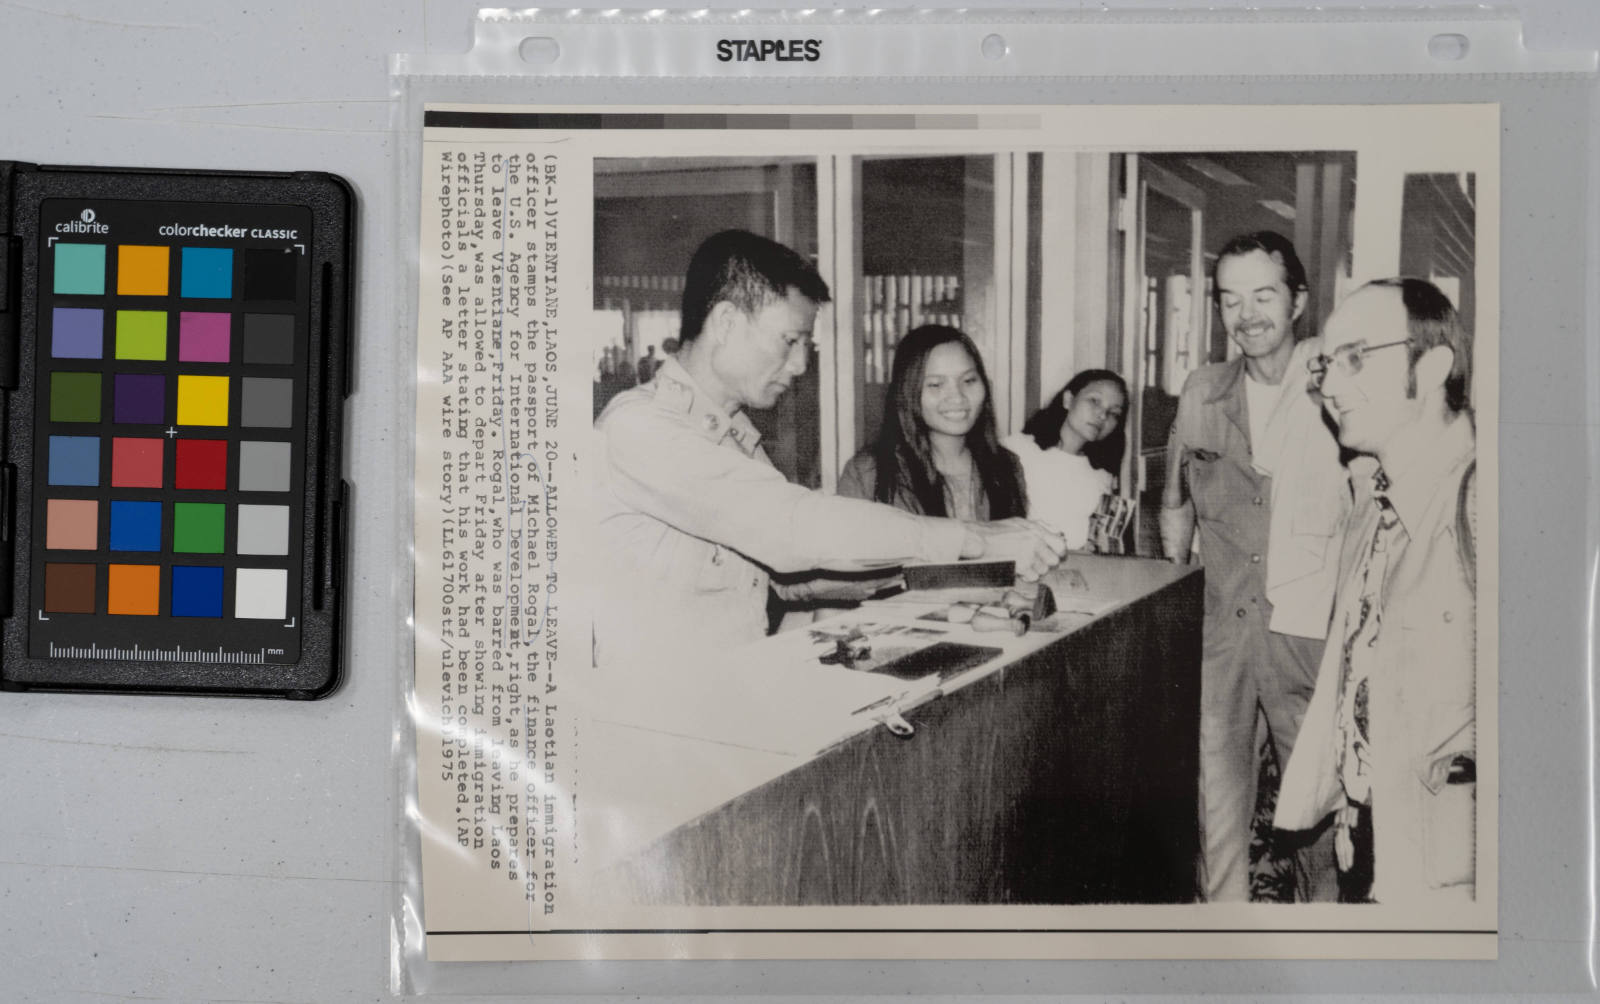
[1307,339,1410,391]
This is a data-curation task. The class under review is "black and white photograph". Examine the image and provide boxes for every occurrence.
[412,103,1498,960]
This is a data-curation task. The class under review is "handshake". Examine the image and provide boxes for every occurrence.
[774,517,1070,609]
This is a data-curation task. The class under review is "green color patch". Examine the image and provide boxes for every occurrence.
[50,371,102,423]
[172,502,226,554]
[115,310,168,361]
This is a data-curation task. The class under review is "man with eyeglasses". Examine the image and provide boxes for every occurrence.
[1275,278,1477,904]
[1160,231,1350,902]
[594,229,1067,675]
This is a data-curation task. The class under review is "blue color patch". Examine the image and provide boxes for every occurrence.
[180,247,233,299]
[109,501,162,552]
[171,565,224,618]
[48,436,100,486]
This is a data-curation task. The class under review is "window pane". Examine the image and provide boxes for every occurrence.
[592,159,822,487]
[1400,173,1475,332]
[855,156,997,454]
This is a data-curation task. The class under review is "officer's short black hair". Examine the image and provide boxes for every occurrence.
[678,230,831,344]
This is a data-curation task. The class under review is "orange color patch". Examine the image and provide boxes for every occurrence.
[107,563,161,615]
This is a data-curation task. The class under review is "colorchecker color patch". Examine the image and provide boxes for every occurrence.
[0,163,351,697]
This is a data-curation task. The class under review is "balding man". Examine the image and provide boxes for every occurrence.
[1275,278,1477,904]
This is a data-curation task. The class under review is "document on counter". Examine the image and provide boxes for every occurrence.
[595,617,975,755]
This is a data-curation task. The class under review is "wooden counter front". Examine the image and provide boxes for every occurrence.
[609,555,1203,905]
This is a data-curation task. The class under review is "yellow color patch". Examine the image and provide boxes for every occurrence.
[117,245,170,296]
[176,375,230,426]
[107,564,161,616]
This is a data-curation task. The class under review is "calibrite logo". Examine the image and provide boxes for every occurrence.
[55,208,109,235]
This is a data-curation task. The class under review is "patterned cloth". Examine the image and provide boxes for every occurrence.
[1334,473,1399,808]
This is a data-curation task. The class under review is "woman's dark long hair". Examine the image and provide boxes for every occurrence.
[871,325,1026,519]
[1022,369,1130,475]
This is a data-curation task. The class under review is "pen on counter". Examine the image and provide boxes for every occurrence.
[850,694,896,716]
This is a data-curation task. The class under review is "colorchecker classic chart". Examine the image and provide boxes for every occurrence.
[0,164,352,697]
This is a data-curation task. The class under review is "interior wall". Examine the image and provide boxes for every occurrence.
[1035,152,1116,412]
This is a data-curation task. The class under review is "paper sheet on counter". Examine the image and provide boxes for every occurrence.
[594,617,958,755]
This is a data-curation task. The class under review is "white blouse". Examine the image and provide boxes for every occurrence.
[1002,434,1113,550]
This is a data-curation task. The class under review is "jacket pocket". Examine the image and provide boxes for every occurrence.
[1184,451,1229,513]
[1419,772,1475,892]
[1411,697,1476,893]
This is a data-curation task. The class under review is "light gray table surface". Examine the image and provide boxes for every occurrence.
[2,1,1597,1001]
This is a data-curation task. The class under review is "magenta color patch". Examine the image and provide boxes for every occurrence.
[178,312,231,363]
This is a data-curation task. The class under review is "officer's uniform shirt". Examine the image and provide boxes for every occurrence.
[594,358,968,675]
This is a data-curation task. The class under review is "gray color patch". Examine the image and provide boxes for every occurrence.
[236,503,290,555]
[241,377,295,428]
[237,440,292,492]
[242,313,294,365]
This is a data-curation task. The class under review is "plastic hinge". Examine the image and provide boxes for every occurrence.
[0,463,16,616]
[0,236,15,388]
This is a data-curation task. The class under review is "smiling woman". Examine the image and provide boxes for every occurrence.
[837,324,1026,521]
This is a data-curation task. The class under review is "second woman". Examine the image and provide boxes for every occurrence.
[1003,369,1129,551]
